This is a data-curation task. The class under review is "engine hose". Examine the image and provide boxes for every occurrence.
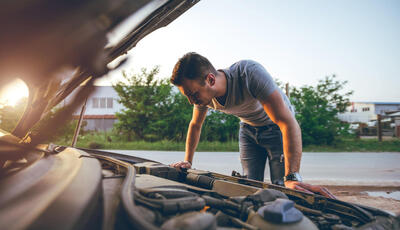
[91,154,159,230]
[216,211,258,230]
[230,217,259,230]
[202,195,241,212]
[185,173,214,189]
[139,187,198,199]
[134,191,206,215]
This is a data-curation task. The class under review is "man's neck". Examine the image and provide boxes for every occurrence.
[215,70,227,105]
[215,70,227,98]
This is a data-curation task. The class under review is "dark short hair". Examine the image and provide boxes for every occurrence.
[170,52,217,86]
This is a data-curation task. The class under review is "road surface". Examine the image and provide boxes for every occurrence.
[107,150,400,186]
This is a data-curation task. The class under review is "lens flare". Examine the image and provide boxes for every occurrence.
[0,79,29,107]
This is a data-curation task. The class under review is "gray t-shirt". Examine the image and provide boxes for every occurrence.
[195,60,294,126]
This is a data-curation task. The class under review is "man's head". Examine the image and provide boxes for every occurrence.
[171,52,218,106]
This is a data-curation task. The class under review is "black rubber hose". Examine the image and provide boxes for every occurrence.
[185,173,214,189]
[92,154,159,230]
[134,191,206,215]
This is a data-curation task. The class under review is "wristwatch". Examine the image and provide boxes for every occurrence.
[283,172,302,182]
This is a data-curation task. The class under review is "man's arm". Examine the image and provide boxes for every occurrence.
[261,90,336,199]
[261,90,302,176]
[171,107,208,169]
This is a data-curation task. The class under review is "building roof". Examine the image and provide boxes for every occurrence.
[354,102,400,105]
[388,112,400,117]
[72,115,116,119]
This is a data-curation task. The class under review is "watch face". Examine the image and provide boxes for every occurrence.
[284,172,302,182]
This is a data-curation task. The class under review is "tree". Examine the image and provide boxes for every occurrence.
[290,75,353,145]
[113,67,176,141]
[201,111,239,142]
[0,97,82,144]
[165,91,192,141]
[0,98,27,133]
[113,66,241,143]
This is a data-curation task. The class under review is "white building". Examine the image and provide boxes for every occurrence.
[338,102,400,137]
[338,102,400,123]
[65,86,124,131]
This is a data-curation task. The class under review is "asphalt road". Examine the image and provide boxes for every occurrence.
[108,150,400,186]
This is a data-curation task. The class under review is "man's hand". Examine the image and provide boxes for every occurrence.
[170,161,192,170]
[285,181,336,199]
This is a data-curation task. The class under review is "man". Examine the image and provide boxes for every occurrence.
[170,52,335,198]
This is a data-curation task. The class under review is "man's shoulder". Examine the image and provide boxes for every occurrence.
[229,59,262,70]
[225,60,264,78]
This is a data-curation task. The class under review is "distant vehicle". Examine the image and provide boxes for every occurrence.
[349,123,359,130]
[0,1,399,229]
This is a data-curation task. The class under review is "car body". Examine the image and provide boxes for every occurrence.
[0,1,399,229]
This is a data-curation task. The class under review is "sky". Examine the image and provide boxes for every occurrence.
[99,0,400,103]
[1,0,399,106]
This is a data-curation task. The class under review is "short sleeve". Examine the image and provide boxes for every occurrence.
[245,60,277,101]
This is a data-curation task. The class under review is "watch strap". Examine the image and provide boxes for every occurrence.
[283,172,302,182]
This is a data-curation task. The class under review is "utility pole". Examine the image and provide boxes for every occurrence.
[285,83,290,98]
[377,114,382,142]
[71,97,88,147]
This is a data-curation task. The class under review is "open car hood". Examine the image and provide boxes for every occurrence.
[0,0,199,144]
[1,1,400,229]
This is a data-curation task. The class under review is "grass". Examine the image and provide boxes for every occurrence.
[55,132,400,152]
[55,132,239,151]
[303,138,400,152]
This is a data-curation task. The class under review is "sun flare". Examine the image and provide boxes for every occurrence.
[0,79,29,107]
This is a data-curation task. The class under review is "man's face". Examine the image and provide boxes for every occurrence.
[178,77,213,106]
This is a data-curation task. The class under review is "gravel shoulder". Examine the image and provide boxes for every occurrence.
[325,185,400,215]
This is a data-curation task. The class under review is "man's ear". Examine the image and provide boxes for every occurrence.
[207,73,216,86]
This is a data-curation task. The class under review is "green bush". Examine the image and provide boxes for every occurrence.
[290,75,353,146]
[88,141,104,149]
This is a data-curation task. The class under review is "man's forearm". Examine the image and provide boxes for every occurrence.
[184,122,202,163]
[279,120,302,175]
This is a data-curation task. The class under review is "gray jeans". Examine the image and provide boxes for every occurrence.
[239,122,285,185]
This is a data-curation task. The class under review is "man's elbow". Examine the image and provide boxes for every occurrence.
[189,121,203,131]
[274,116,299,131]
